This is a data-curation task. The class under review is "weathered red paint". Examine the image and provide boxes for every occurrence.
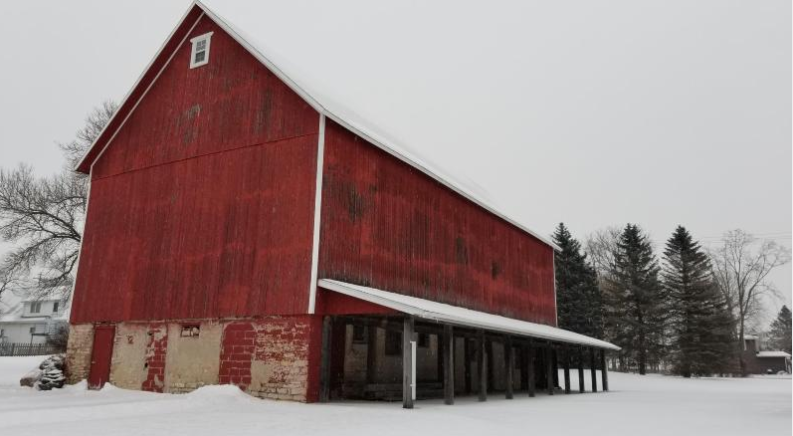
[87,325,115,389]
[69,5,557,402]
[142,324,168,392]
[71,15,319,323]
[317,290,398,316]
[317,119,556,325]
[219,322,255,390]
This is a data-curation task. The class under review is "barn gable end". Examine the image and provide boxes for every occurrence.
[71,12,320,323]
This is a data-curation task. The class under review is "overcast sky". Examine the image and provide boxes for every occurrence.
[1,1,790,318]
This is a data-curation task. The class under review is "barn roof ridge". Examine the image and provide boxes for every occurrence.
[76,0,560,251]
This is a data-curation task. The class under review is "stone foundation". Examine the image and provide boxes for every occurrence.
[64,316,323,402]
[65,323,94,384]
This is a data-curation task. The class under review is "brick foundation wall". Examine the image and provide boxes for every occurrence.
[142,324,168,392]
[65,316,323,402]
[65,323,94,384]
[219,322,255,390]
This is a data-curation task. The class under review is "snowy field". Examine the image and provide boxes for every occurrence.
[0,356,790,436]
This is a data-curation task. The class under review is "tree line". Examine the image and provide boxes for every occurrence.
[553,222,791,377]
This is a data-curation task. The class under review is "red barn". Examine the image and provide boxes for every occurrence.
[66,1,617,406]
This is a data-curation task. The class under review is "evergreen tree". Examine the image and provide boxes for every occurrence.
[605,224,665,375]
[552,223,603,338]
[767,306,792,354]
[663,226,734,377]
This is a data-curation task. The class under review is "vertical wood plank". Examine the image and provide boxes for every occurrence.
[590,347,598,393]
[563,346,571,394]
[403,316,415,409]
[477,330,487,402]
[443,325,454,405]
[601,349,609,392]
[578,347,585,393]
[366,325,377,384]
[527,342,536,397]
[546,344,554,395]
[319,316,333,402]
[505,336,514,399]
[464,338,472,394]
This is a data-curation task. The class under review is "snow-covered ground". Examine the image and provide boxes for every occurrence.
[0,356,789,436]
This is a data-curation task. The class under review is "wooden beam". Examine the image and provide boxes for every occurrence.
[519,344,528,392]
[601,349,609,392]
[477,330,487,402]
[443,325,454,405]
[527,342,536,397]
[546,345,554,395]
[366,325,377,384]
[563,346,571,394]
[505,336,514,399]
[464,338,472,394]
[578,347,585,393]
[318,316,333,402]
[403,316,415,409]
[590,347,598,393]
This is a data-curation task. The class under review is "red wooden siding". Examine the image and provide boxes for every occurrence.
[71,16,319,323]
[317,120,556,325]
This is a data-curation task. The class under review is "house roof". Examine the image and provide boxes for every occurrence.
[320,279,620,350]
[0,288,70,324]
[75,0,560,252]
[757,351,791,359]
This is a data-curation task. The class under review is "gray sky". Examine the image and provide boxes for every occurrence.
[1,1,790,318]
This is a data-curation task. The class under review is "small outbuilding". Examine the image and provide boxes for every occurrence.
[66,0,618,407]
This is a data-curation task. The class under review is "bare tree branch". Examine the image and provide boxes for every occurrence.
[0,101,116,301]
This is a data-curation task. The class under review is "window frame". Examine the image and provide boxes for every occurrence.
[189,32,214,69]
[29,301,42,314]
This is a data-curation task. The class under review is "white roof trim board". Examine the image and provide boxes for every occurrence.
[319,279,620,351]
[77,0,560,252]
[756,351,791,358]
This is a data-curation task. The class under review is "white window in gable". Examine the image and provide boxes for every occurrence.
[190,32,214,69]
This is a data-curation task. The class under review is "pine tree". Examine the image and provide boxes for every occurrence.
[767,306,792,354]
[605,224,665,375]
[663,226,734,377]
[552,223,603,338]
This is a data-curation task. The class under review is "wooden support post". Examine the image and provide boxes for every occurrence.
[486,339,494,392]
[546,345,554,395]
[403,316,415,409]
[366,325,377,384]
[590,347,598,393]
[578,347,585,393]
[527,342,536,397]
[600,349,609,392]
[464,338,472,394]
[319,316,333,402]
[477,330,487,402]
[505,336,514,399]
[563,347,571,394]
[443,325,454,405]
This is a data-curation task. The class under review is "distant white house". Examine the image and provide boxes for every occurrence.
[0,288,70,345]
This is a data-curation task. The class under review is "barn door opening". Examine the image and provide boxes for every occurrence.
[87,325,116,390]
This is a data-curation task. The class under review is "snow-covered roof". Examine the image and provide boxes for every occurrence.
[319,279,620,351]
[0,288,70,324]
[76,0,560,252]
[757,351,791,359]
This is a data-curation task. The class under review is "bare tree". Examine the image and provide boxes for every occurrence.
[584,226,622,277]
[0,101,116,300]
[709,229,791,375]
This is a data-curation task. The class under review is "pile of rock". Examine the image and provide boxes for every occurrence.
[20,354,66,390]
